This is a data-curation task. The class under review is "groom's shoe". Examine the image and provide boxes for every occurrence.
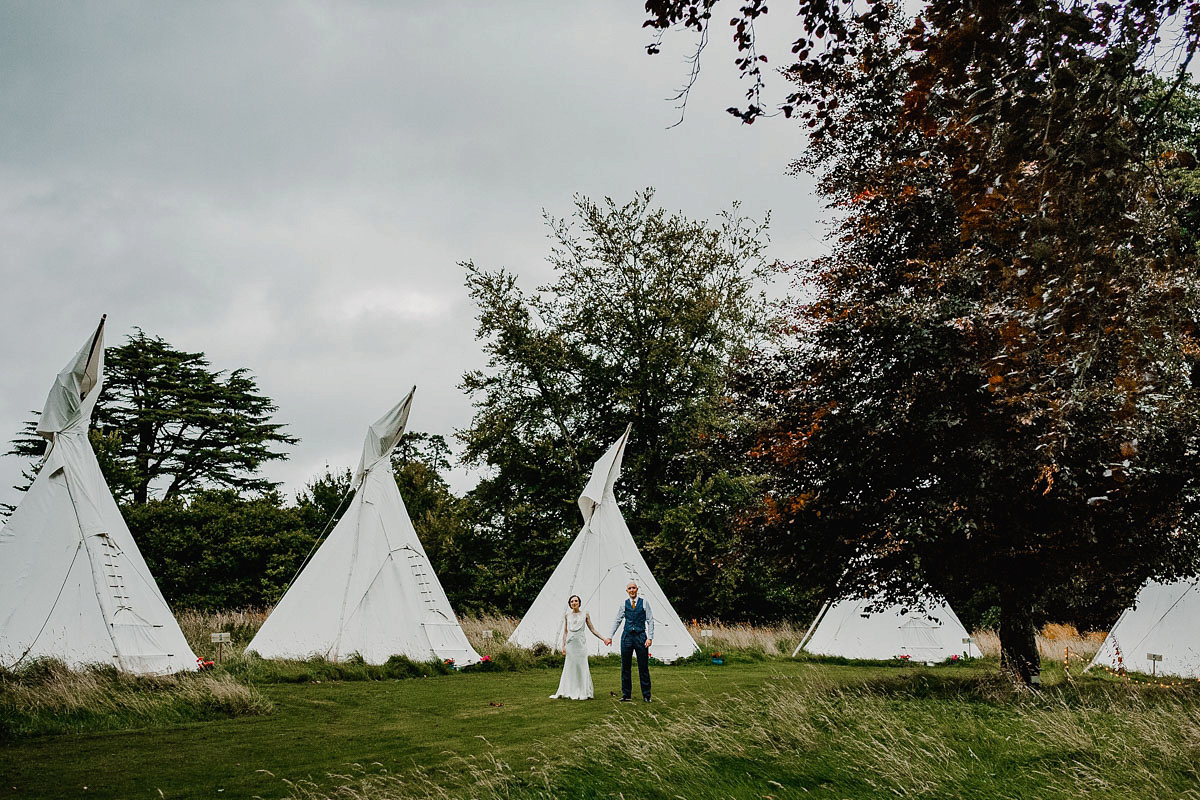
[619,696,632,702]
[643,697,651,702]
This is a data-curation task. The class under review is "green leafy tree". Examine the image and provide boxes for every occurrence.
[294,466,355,534]
[458,189,772,616]
[7,329,297,504]
[735,5,1200,683]
[124,490,316,609]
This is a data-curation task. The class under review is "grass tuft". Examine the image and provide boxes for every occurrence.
[0,657,272,740]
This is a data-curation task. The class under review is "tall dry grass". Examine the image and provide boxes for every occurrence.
[685,619,809,655]
[973,623,1107,662]
[457,613,520,656]
[178,610,529,661]
[459,614,808,656]
[179,608,808,661]
[0,658,272,739]
[176,608,270,659]
[176,607,1108,668]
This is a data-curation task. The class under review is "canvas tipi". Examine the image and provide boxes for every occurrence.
[0,317,198,675]
[247,389,479,665]
[508,425,698,663]
[794,593,971,662]
[1087,579,1200,678]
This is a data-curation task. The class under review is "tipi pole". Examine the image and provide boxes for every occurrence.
[793,600,831,658]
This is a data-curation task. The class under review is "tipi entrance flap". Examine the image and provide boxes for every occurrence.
[898,618,944,658]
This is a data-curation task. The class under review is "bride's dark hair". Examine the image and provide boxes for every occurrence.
[568,594,581,607]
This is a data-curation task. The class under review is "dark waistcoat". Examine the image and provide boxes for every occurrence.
[623,598,646,635]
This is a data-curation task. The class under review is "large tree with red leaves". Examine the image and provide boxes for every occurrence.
[647,1,1200,682]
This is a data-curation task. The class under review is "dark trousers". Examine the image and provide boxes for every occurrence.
[621,632,651,699]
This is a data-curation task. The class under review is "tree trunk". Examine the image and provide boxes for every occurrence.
[999,600,1041,686]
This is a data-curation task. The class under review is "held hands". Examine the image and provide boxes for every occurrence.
[645,639,652,648]
[603,637,612,646]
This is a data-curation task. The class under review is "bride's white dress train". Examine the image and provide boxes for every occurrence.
[550,611,594,699]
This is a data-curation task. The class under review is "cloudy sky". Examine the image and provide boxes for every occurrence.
[0,1,827,508]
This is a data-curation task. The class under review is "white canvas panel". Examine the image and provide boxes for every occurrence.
[0,318,197,675]
[37,321,103,436]
[1088,580,1200,679]
[355,390,413,483]
[802,594,970,662]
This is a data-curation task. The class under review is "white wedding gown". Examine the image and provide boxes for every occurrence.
[550,611,594,700]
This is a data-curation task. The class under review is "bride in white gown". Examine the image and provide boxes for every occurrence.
[550,595,607,699]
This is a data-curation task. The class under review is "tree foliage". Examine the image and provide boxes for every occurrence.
[641,0,1199,125]
[123,432,475,613]
[458,190,772,617]
[124,490,317,610]
[732,3,1200,682]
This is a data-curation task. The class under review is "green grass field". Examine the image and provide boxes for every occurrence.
[5,655,1200,800]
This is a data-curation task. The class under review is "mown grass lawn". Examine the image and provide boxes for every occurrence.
[1,659,815,799]
[5,658,1200,800]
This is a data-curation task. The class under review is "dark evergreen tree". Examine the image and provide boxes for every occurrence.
[7,329,297,504]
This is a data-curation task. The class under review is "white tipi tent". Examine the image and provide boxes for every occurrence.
[0,317,198,675]
[1088,579,1200,678]
[794,593,971,662]
[247,388,479,665]
[508,425,699,663]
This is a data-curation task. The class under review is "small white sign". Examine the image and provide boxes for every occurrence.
[480,630,493,639]
[700,629,713,639]
[1147,653,1164,662]
[210,632,231,643]
[962,637,976,645]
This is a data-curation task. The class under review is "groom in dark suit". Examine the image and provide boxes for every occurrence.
[606,581,655,702]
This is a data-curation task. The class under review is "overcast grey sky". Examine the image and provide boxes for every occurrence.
[0,1,826,509]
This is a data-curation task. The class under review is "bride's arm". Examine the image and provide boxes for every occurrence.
[585,613,604,639]
[561,616,568,652]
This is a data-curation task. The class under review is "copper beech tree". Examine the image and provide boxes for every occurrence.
[647,0,1200,682]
